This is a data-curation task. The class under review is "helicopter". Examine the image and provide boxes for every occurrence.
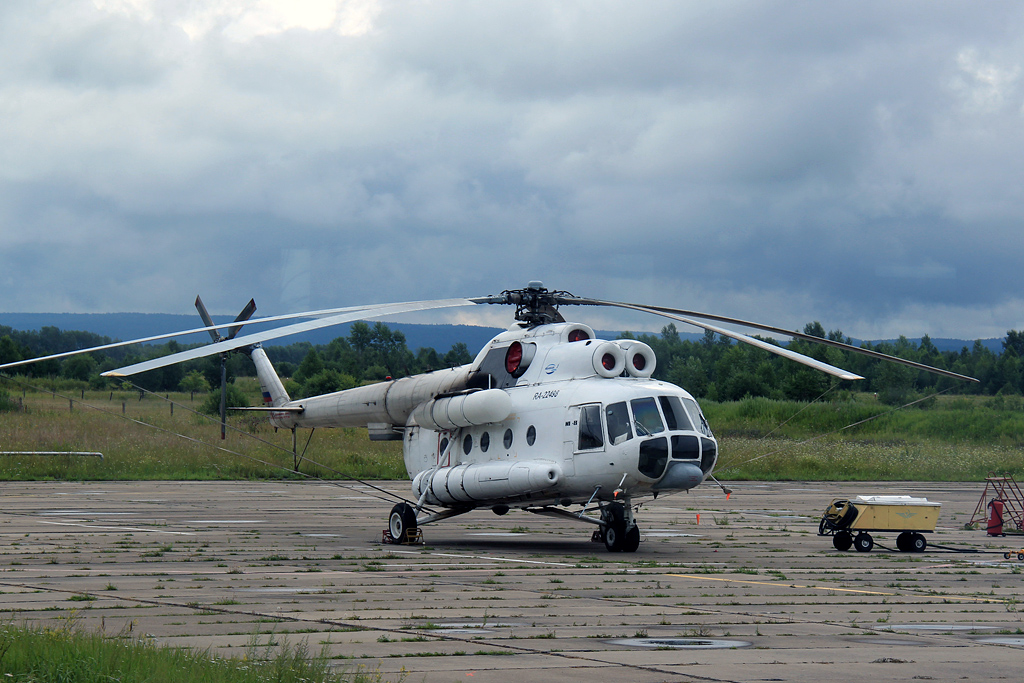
[0,282,977,552]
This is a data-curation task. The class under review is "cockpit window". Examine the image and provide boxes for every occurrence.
[578,404,604,450]
[681,397,713,437]
[605,402,633,445]
[630,397,665,436]
[659,396,694,431]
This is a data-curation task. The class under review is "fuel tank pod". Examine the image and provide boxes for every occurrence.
[410,389,513,432]
[413,460,563,505]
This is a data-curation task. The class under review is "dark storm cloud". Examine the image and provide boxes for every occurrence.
[1,0,1023,339]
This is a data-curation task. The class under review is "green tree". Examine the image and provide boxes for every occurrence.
[300,370,357,397]
[61,354,97,382]
[294,349,324,384]
[198,383,250,415]
[443,342,472,367]
[0,335,22,365]
[179,370,211,396]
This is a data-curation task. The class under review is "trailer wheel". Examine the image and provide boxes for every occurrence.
[909,533,927,553]
[854,533,874,553]
[1018,552,1024,561]
[896,532,911,552]
[833,531,853,551]
[1004,552,1012,560]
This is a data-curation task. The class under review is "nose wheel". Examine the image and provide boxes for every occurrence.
[601,502,641,552]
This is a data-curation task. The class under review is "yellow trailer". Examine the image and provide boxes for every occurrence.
[818,495,941,553]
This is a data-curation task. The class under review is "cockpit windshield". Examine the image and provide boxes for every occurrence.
[659,396,694,431]
[681,397,713,437]
[630,397,665,436]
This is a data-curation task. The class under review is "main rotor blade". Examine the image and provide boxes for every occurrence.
[102,298,477,377]
[0,299,481,374]
[0,301,436,373]
[226,298,257,340]
[194,296,222,342]
[596,300,864,380]
[579,297,979,384]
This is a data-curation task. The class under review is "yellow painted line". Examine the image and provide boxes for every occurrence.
[666,574,894,596]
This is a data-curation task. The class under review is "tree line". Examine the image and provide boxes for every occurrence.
[2,321,1024,405]
[632,324,1024,404]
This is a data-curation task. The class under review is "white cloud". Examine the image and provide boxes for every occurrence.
[0,0,1023,342]
[93,0,381,40]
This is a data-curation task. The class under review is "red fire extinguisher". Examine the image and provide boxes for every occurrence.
[987,499,1005,537]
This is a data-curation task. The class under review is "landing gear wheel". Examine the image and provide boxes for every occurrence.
[622,524,641,552]
[854,533,874,552]
[896,532,912,552]
[388,503,417,544]
[909,533,927,553]
[604,522,626,551]
[602,503,627,552]
[833,530,853,551]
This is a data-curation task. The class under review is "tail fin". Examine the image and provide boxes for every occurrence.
[249,345,290,407]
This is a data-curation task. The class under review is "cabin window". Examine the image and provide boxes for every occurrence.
[463,434,473,455]
[605,402,632,445]
[480,431,490,452]
[439,437,449,454]
[578,404,604,450]
[659,396,694,431]
[630,397,665,436]
[526,425,537,446]
[503,428,513,449]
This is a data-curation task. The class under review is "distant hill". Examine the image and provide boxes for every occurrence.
[0,312,1005,355]
[0,312,505,354]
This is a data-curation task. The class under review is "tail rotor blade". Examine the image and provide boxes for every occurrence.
[227,299,257,340]
[195,296,222,342]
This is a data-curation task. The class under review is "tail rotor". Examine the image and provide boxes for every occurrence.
[195,296,256,439]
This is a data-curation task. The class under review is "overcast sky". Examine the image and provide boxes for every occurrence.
[2,1,1023,341]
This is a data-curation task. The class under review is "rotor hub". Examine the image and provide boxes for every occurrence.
[483,282,583,326]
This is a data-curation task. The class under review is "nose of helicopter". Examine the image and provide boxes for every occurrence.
[652,460,704,491]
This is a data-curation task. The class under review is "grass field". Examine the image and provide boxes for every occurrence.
[0,380,406,482]
[1,380,1022,481]
[0,622,388,683]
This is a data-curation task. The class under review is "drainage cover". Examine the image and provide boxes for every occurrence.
[977,637,1024,646]
[436,621,523,629]
[886,625,996,632]
[609,638,750,650]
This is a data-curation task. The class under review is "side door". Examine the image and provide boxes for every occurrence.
[566,403,604,477]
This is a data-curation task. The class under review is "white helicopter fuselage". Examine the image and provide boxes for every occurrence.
[252,321,718,512]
